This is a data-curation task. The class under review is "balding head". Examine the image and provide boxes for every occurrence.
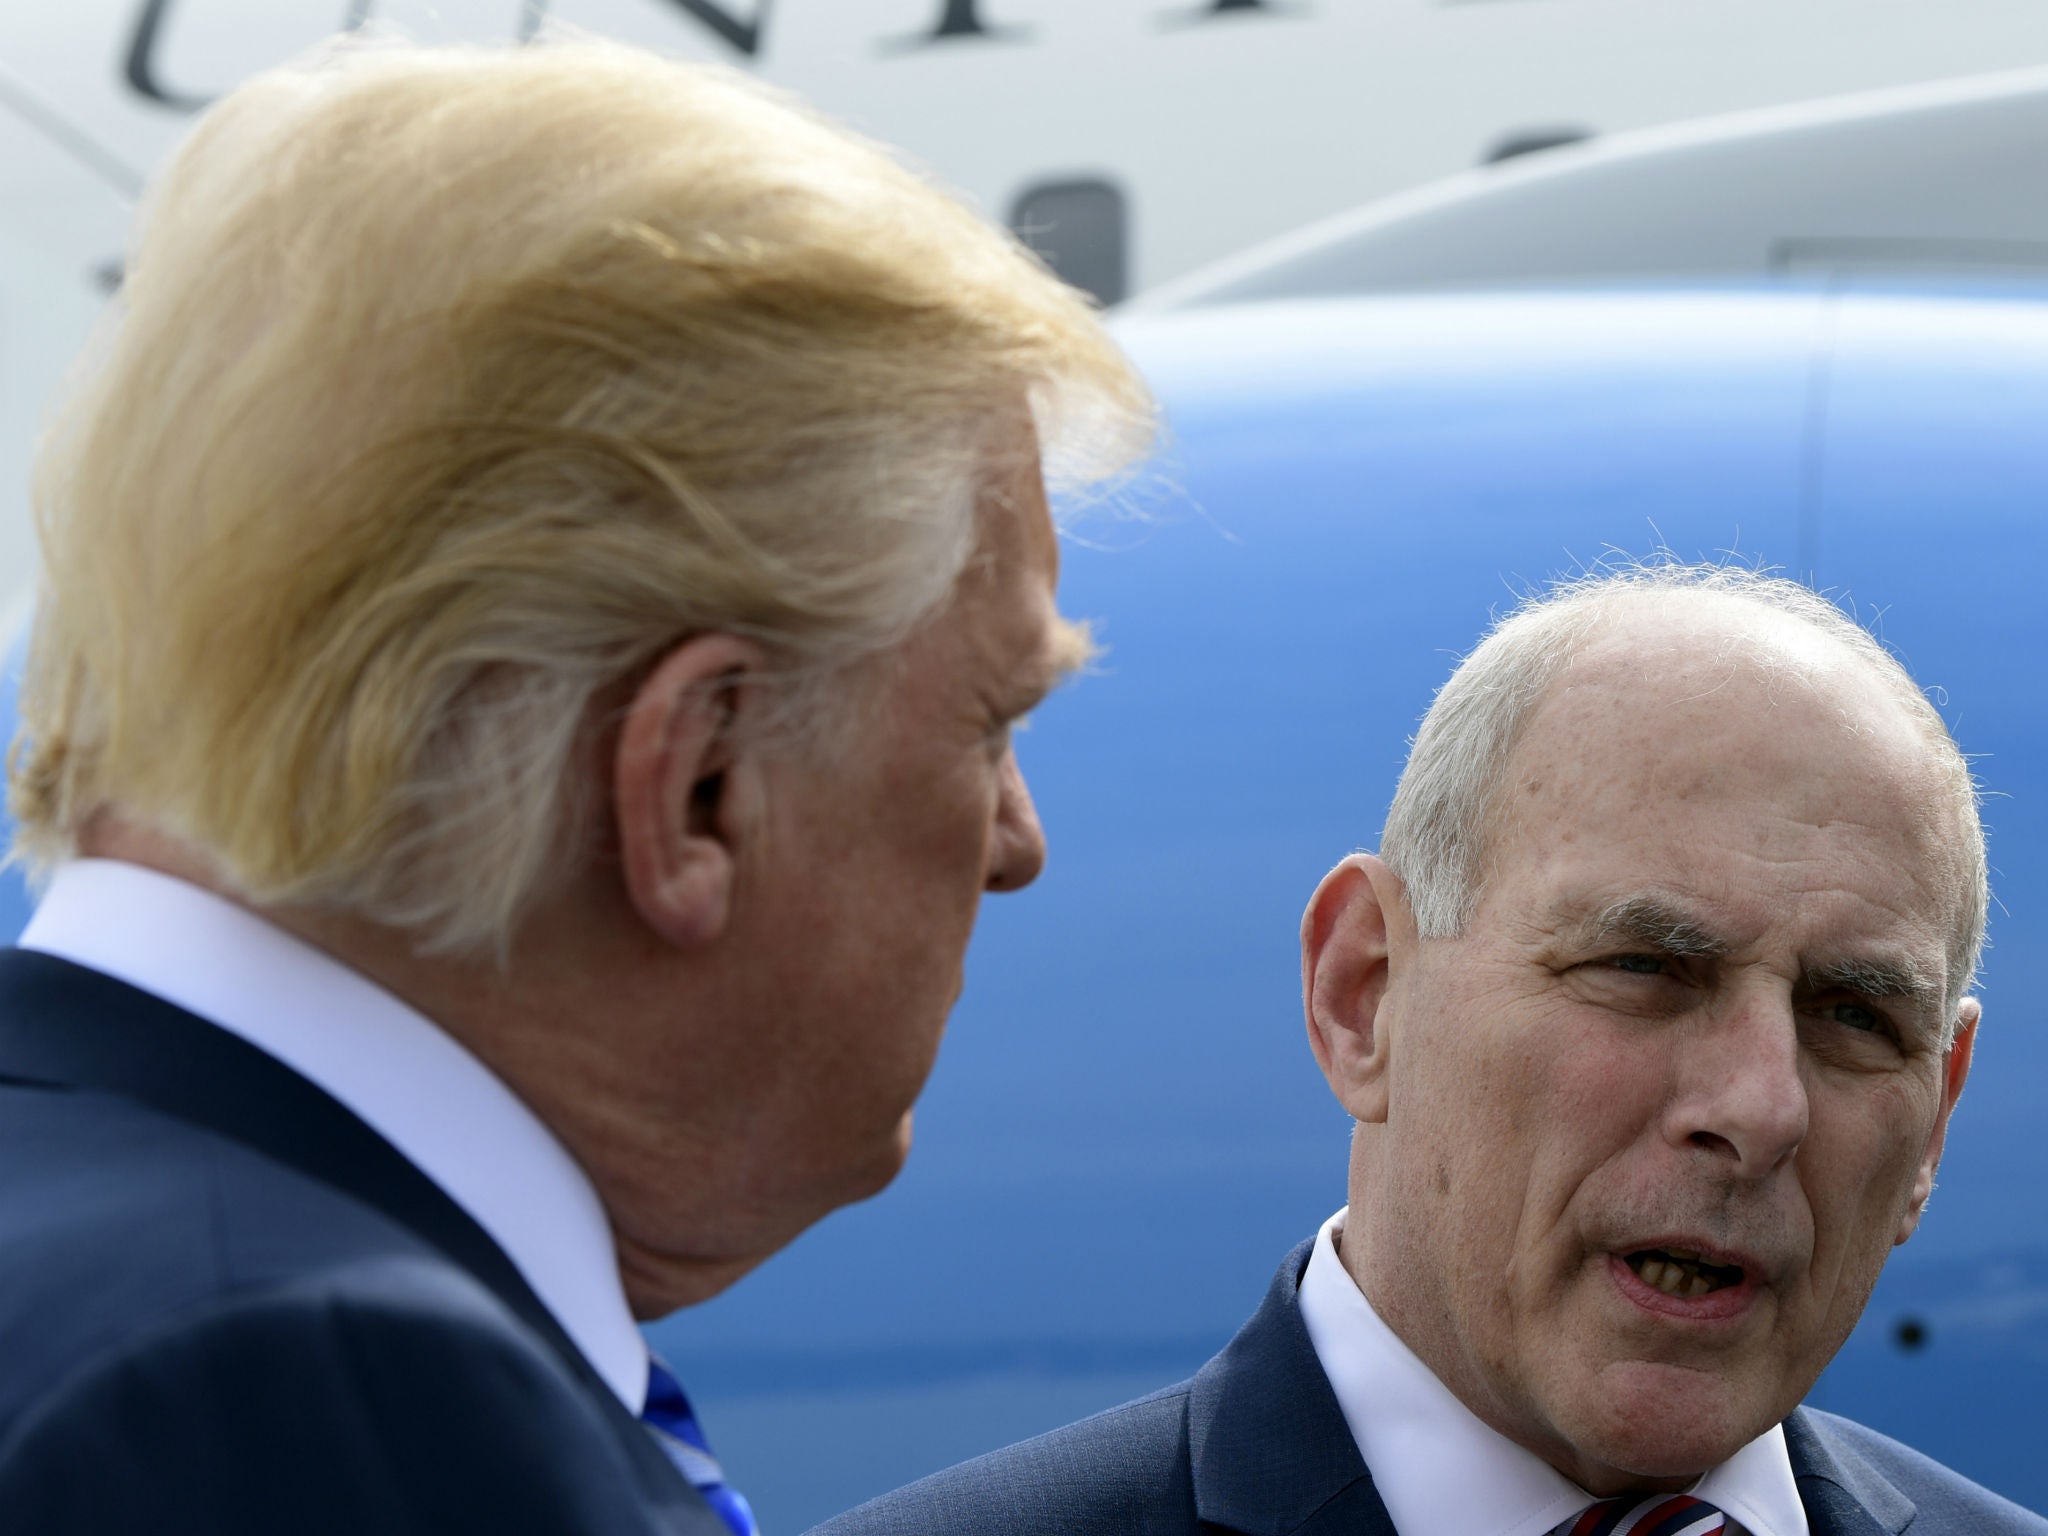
[1380,567,1985,1027]
[1304,566,1983,1492]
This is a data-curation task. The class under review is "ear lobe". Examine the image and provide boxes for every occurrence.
[1301,854,1405,1123]
[614,635,768,951]
[1896,998,1979,1245]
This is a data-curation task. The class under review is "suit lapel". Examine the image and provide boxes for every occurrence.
[1783,1409,1916,1536]
[1187,1241,1400,1536]
[0,948,582,1357]
[0,946,751,1533]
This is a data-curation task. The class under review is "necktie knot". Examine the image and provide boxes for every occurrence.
[1565,1492,1729,1536]
[642,1357,759,1536]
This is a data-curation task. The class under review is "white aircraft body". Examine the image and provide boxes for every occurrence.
[5,0,2048,593]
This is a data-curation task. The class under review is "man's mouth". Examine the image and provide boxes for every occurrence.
[1623,1247,1746,1299]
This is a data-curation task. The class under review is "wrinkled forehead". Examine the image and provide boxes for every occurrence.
[1482,603,1969,939]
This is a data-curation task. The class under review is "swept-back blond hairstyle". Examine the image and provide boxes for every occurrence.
[12,35,1152,952]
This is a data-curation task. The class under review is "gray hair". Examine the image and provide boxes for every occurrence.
[1380,563,1987,1019]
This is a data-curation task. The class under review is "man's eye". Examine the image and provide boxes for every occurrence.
[1605,953,1668,976]
[1827,1000,1886,1034]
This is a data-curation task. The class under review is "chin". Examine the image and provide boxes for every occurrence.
[1562,1364,1768,1482]
[620,1242,768,1321]
[1596,1422,1745,1485]
[834,1112,915,1208]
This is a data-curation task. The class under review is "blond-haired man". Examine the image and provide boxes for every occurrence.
[0,36,1149,1535]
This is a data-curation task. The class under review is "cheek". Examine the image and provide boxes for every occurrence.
[1419,989,1646,1171]
[1391,995,1551,1227]
[1426,1005,1673,1292]
[1805,1081,1939,1256]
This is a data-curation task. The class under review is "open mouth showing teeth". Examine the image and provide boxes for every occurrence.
[1626,1247,1745,1299]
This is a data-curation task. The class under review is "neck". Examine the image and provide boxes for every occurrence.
[71,817,769,1318]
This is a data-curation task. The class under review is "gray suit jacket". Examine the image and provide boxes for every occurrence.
[812,1241,2047,1536]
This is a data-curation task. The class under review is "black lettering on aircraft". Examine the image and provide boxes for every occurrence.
[907,0,1285,46]
[124,0,772,111]
[914,1,1018,42]
[883,0,1027,50]
[1154,0,1296,31]
[124,0,1294,112]
[650,0,773,55]
[123,0,211,111]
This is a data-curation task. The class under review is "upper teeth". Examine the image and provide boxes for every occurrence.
[1634,1252,1727,1299]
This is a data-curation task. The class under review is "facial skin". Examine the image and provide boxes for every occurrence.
[1303,609,1977,1494]
[565,446,1087,1314]
[152,442,1090,1318]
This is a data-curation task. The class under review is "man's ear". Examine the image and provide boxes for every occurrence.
[1896,996,1979,1245]
[1301,853,1407,1124]
[613,635,769,951]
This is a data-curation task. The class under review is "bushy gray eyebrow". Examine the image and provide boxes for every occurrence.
[1567,895,1729,959]
[1562,894,1944,1015]
[1801,956,1941,1012]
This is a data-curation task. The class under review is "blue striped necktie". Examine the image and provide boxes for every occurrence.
[1563,1493,1729,1536]
[642,1357,759,1536]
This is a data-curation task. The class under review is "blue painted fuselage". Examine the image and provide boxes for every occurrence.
[4,282,2043,1528]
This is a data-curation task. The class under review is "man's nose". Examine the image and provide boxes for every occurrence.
[1670,993,1810,1178]
[985,749,1047,893]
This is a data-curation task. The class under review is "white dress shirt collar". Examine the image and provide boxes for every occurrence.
[19,858,649,1413]
[1297,1209,1809,1536]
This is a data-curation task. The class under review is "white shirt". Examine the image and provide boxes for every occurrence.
[19,858,650,1413]
[1297,1209,1809,1536]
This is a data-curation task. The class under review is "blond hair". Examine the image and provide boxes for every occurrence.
[11,34,1152,952]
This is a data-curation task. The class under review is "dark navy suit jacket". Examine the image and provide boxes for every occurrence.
[0,947,728,1535]
[813,1242,2048,1536]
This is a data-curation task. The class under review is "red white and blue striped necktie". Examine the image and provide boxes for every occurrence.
[642,1356,759,1536]
[1563,1493,1730,1536]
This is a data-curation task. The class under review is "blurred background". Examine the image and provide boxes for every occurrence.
[4,4,2048,1529]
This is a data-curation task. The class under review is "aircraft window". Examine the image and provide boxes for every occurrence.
[1008,178,1129,307]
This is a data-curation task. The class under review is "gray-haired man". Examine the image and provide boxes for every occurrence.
[819,567,2041,1536]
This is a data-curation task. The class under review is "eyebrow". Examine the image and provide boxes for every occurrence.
[1046,614,1098,682]
[999,617,1093,725]
[1565,895,1730,959]
[1801,956,1942,1012]
[1563,895,1945,1014]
